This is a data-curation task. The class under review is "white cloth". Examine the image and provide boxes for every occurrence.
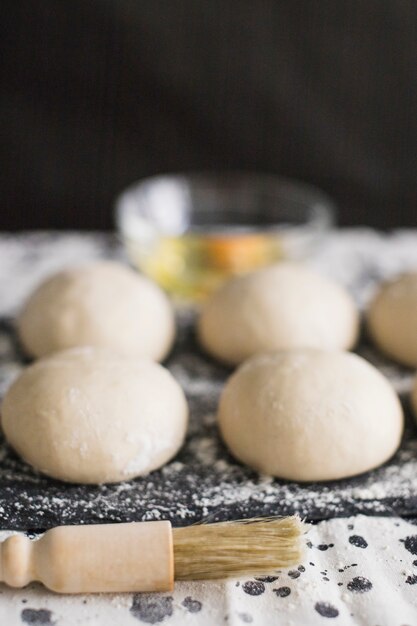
[0,516,416,625]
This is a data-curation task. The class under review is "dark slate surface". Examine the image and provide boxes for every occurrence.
[0,316,416,531]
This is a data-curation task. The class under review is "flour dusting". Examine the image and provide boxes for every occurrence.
[0,231,416,530]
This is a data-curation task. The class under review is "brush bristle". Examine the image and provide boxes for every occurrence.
[173,516,306,581]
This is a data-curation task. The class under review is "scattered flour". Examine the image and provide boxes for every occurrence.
[0,231,416,529]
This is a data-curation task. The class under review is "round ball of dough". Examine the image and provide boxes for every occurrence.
[1,347,188,484]
[198,263,359,365]
[410,374,417,420]
[367,272,417,367]
[218,349,403,481]
[18,261,175,361]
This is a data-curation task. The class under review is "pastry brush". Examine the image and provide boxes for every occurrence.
[0,516,306,594]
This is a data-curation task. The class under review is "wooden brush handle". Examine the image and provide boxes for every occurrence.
[0,521,174,594]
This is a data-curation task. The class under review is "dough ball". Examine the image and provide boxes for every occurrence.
[410,375,417,420]
[218,349,403,481]
[1,347,188,484]
[367,272,417,367]
[18,261,175,361]
[198,263,359,365]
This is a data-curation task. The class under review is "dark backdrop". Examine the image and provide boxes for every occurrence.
[1,1,417,230]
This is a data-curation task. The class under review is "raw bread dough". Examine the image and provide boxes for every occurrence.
[218,349,403,481]
[367,272,417,367]
[198,263,359,365]
[1,347,188,484]
[410,374,417,421]
[18,261,175,361]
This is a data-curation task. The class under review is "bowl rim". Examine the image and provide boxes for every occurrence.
[115,170,336,236]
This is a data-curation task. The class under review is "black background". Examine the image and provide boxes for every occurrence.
[1,1,417,230]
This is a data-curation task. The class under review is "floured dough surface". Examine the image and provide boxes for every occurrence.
[1,347,188,484]
[18,261,175,361]
[198,263,359,365]
[367,272,417,367]
[218,349,403,481]
[410,374,417,422]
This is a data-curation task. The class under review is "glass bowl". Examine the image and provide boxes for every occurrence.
[115,172,335,302]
